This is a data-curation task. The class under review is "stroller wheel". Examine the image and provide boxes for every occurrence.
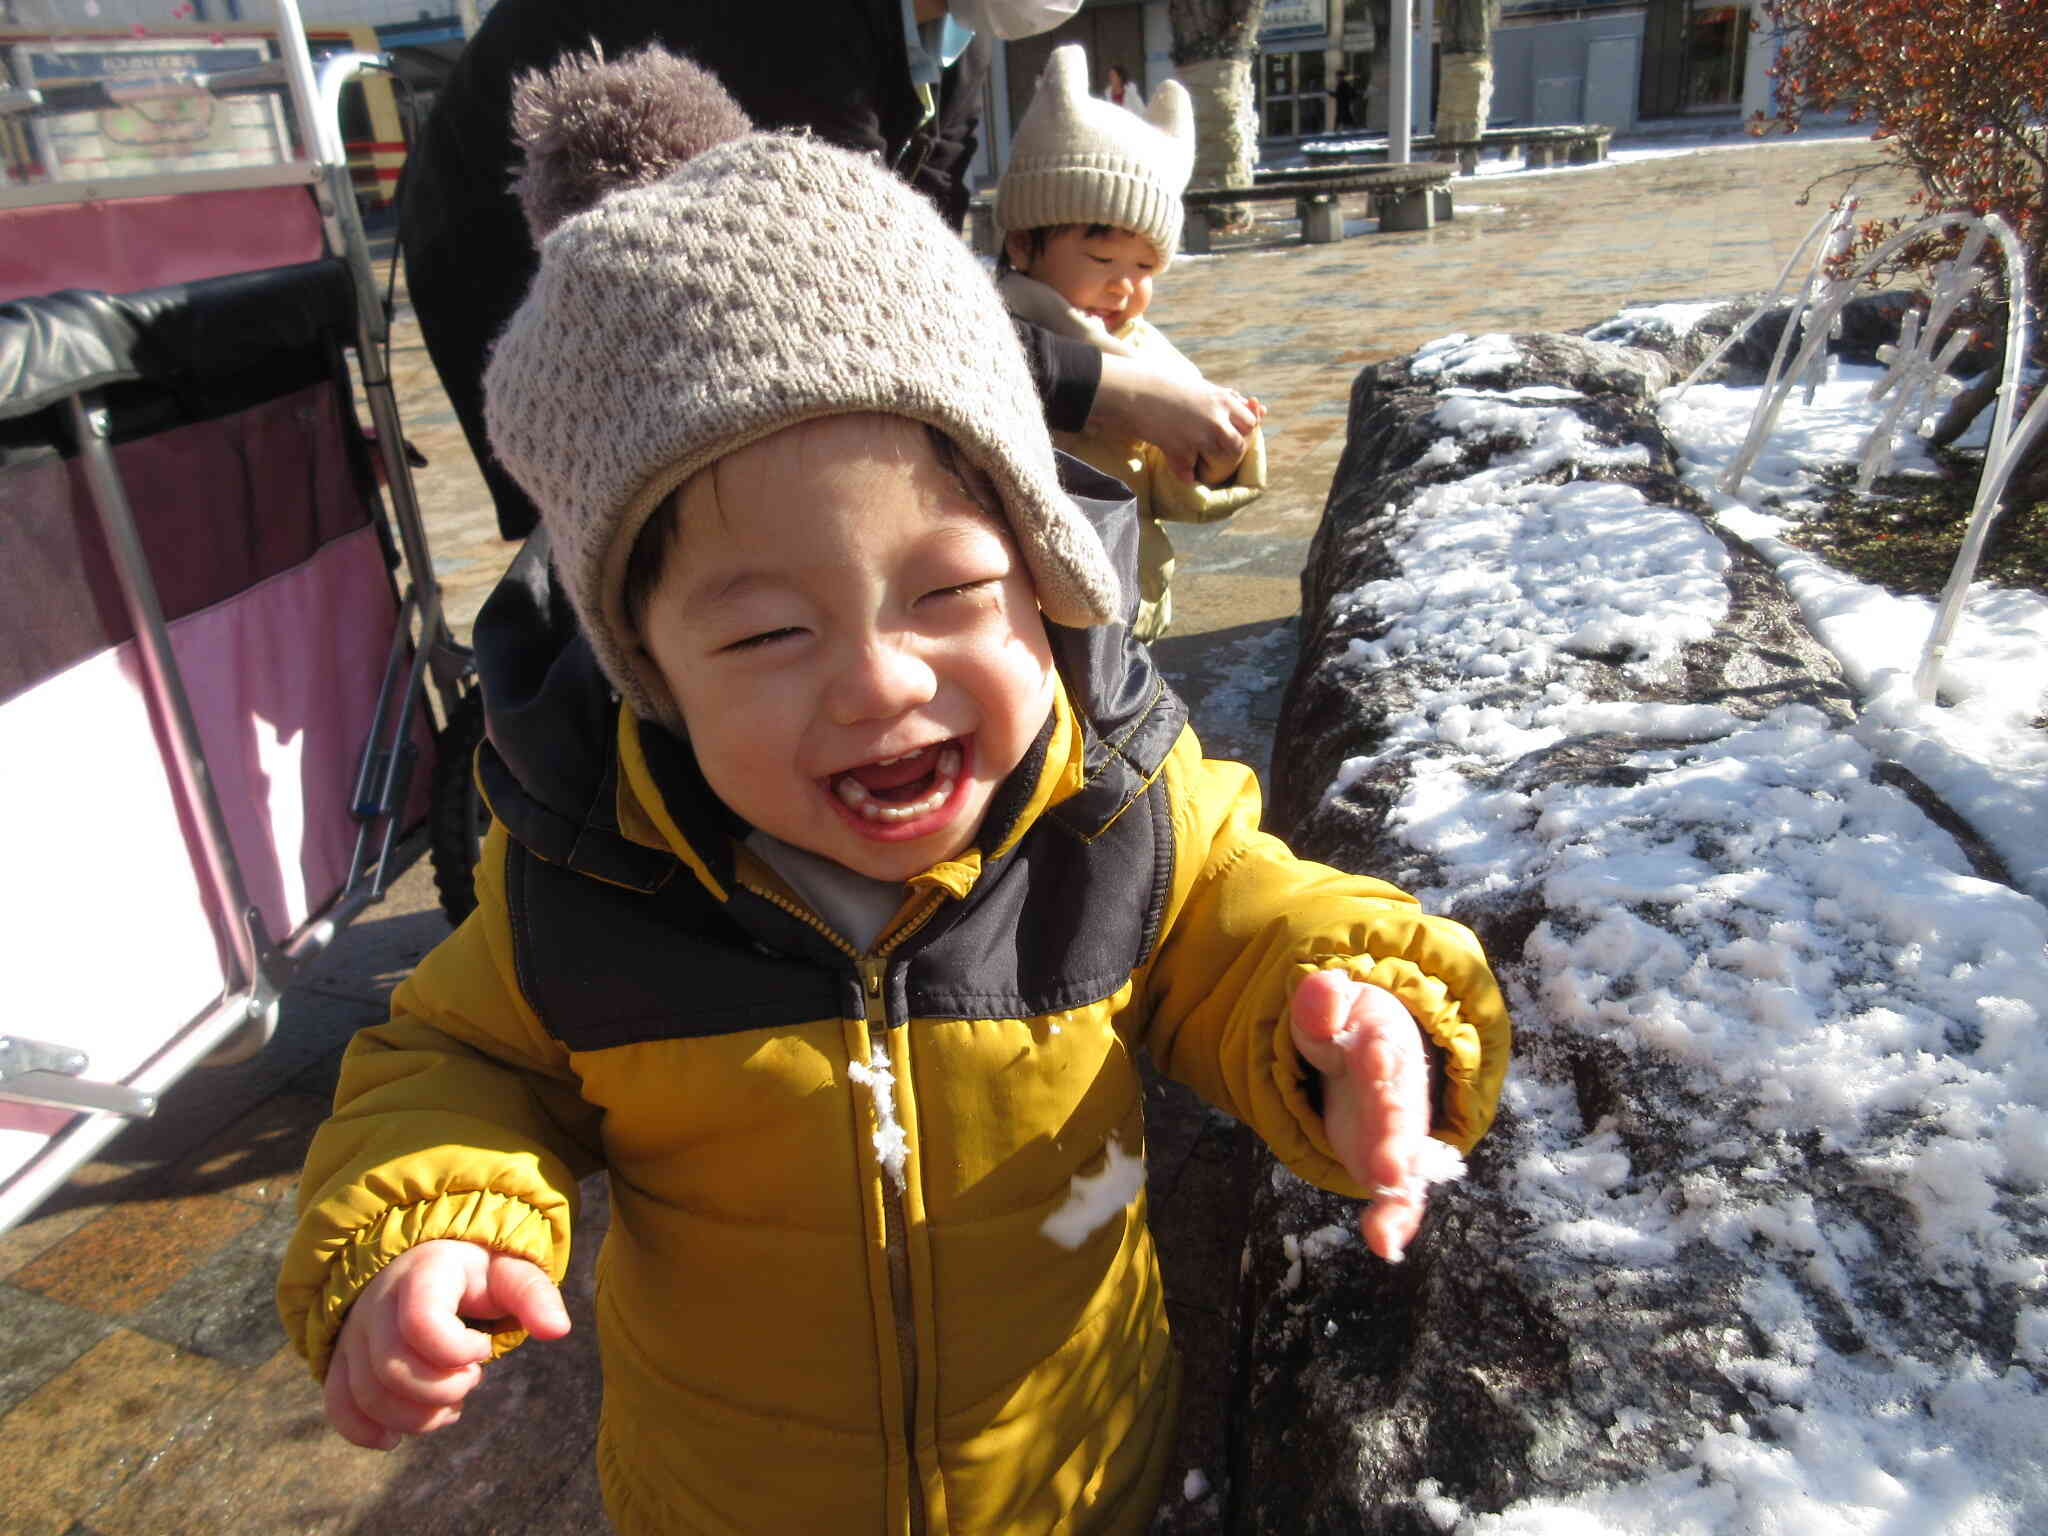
[429,687,489,927]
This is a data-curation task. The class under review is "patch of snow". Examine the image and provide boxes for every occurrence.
[1039,1136,1146,1249]
[844,1044,908,1191]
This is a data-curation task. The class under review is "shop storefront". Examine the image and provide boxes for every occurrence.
[1253,0,1333,141]
[1639,0,1750,117]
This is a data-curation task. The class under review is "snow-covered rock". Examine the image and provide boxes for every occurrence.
[1228,327,2047,1534]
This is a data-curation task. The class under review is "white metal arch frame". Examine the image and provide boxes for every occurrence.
[1675,206,2044,705]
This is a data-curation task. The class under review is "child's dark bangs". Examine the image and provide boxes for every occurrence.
[621,493,683,629]
[924,424,1005,521]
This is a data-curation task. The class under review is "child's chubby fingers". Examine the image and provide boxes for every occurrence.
[1290,971,1436,1262]
[1288,967,1383,1081]
[1341,988,1432,1188]
[1357,1167,1427,1265]
[325,1306,477,1447]
[481,1249,572,1341]
[322,1349,403,1451]
[321,1240,502,1448]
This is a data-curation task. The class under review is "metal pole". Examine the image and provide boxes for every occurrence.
[269,0,333,165]
[1390,0,1412,162]
[1416,0,1435,136]
[70,398,267,994]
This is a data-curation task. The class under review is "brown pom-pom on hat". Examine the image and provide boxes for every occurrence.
[483,45,1123,729]
[508,44,755,240]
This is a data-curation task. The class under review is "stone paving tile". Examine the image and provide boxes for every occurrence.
[83,1175,616,1536]
[129,1201,298,1370]
[175,1090,333,1210]
[10,1192,263,1317]
[0,1329,238,1536]
[81,1346,404,1536]
[0,1284,117,1418]
[0,1194,101,1283]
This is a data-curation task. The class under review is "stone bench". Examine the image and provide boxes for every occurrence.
[1183,162,1456,252]
[1441,123,1613,173]
[1298,123,1614,175]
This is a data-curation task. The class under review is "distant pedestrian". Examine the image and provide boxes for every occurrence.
[1104,60,1144,112]
[1335,70,1360,130]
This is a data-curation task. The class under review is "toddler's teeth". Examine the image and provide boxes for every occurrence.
[836,778,870,809]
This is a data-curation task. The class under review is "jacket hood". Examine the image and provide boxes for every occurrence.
[468,452,1183,898]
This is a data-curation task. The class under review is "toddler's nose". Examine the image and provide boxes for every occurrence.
[830,635,938,725]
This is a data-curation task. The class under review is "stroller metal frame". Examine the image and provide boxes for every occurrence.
[0,1,467,1230]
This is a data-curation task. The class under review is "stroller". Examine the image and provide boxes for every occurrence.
[0,1,483,1229]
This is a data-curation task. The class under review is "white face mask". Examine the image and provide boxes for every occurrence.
[947,0,1081,41]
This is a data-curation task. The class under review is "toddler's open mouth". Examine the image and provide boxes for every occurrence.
[830,740,964,826]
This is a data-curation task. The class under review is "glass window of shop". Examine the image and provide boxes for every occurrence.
[1682,3,1748,108]
[1257,0,1333,140]
[1257,46,1328,138]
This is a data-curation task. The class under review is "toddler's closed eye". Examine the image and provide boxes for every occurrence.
[721,627,803,653]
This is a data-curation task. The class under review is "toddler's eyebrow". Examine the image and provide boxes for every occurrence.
[683,568,779,613]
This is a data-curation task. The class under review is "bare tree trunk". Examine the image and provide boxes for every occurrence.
[1434,0,1498,146]
[1170,0,1265,230]
[1435,54,1494,146]
[1438,0,1499,54]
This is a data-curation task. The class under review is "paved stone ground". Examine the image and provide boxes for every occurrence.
[1,130,1918,1535]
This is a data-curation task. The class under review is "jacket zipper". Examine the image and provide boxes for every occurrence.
[740,878,939,1532]
[860,954,927,1536]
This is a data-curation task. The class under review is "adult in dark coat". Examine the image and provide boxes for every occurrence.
[401,0,1256,539]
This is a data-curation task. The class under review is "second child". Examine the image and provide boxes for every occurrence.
[997,43,1266,640]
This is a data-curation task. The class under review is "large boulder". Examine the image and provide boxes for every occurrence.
[1227,328,2046,1531]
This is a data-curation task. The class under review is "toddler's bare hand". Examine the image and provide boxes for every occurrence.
[323,1238,569,1451]
[1289,971,1444,1264]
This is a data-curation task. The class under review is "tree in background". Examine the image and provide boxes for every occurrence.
[1436,0,1500,147]
[1169,0,1264,227]
[1758,0,2047,502]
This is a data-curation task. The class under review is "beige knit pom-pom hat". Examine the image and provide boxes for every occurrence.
[994,44,1196,267]
[483,45,1122,729]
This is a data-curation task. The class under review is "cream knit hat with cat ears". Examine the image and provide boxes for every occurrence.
[994,44,1196,268]
[483,45,1123,729]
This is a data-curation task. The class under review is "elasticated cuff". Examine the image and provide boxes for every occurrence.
[300,1188,563,1381]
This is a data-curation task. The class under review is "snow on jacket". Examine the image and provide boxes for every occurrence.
[999,272,1266,640]
[277,466,1508,1535]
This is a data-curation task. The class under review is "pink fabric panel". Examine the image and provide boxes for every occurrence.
[0,639,227,1162]
[0,186,324,302]
[172,522,434,946]
[0,522,437,1174]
